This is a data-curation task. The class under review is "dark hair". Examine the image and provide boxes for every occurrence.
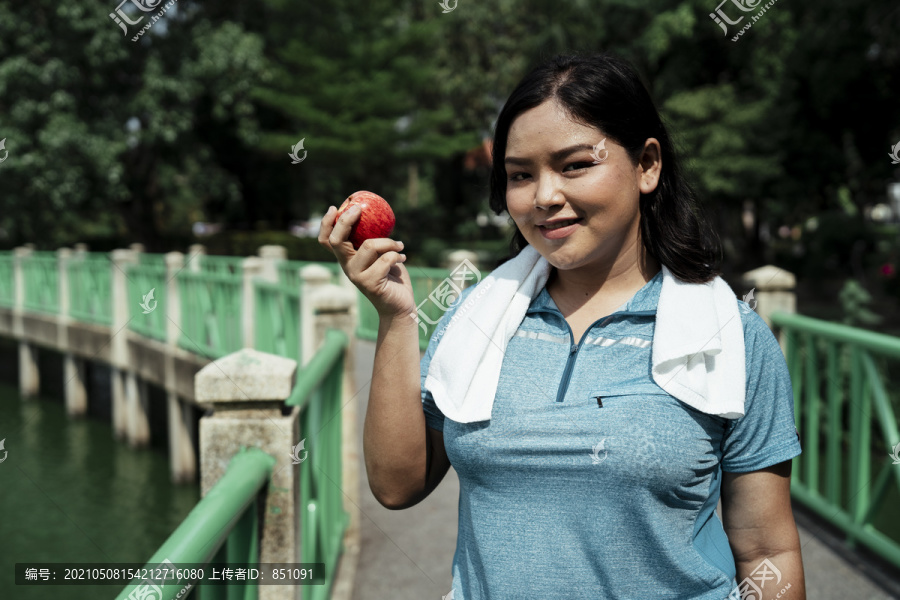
[488,51,722,283]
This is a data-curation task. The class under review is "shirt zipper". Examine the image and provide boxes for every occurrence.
[528,306,658,404]
[528,308,608,404]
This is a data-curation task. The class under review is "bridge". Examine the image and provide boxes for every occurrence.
[0,243,899,599]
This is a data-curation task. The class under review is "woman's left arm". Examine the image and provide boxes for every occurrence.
[722,459,807,599]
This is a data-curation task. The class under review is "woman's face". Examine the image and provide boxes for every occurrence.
[504,99,661,274]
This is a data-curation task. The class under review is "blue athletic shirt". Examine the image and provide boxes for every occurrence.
[420,268,802,599]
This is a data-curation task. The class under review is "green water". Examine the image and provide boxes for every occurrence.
[0,380,200,599]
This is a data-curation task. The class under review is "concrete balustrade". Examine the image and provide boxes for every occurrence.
[742,265,797,352]
[241,256,264,350]
[13,246,39,398]
[196,347,300,600]
[305,275,361,600]
[59,247,88,417]
[191,274,360,599]
[186,243,205,271]
[300,264,333,367]
[165,251,196,483]
[0,242,363,513]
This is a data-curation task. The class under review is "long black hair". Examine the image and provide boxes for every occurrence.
[488,51,722,284]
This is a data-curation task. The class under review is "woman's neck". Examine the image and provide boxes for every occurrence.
[546,254,660,316]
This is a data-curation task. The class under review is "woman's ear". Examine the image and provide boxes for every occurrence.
[637,138,662,195]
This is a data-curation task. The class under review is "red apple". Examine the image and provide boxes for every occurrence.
[334,190,396,249]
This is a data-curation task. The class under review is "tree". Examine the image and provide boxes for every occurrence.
[0,0,267,250]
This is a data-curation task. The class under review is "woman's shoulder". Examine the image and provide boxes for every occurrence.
[734,296,784,359]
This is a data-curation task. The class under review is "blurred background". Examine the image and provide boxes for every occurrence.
[1,0,898,329]
[1,0,900,598]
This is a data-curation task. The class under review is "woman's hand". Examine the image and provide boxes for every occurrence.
[318,204,416,320]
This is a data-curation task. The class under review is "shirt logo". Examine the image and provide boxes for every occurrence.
[589,438,609,464]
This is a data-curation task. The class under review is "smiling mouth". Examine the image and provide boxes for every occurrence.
[539,218,582,230]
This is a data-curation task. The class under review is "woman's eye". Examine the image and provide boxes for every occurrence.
[509,172,527,182]
[564,162,592,172]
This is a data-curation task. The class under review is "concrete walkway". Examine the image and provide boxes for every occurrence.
[348,338,900,599]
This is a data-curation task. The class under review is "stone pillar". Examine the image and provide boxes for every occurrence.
[258,245,287,281]
[18,343,39,398]
[741,265,797,352]
[59,248,87,417]
[63,356,87,416]
[308,283,361,600]
[165,252,196,483]
[125,369,151,448]
[241,257,264,349]
[299,265,333,367]
[187,244,206,272]
[164,253,183,348]
[196,348,300,600]
[13,247,39,398]
[110,249,139,440]
[445,249,479,272]
[111,371,126,439]
[445,249,482,293]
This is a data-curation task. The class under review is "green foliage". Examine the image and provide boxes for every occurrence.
[201,231,336,262]
[838,279,883,327]
[0,0,266,249]
[0,0,898,316]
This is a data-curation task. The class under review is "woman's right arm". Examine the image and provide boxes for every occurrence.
[318,205,451,509]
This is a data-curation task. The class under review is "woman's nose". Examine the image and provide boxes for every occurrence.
[534,175,567,210]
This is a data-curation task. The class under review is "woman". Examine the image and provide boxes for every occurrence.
[319,51,805,599]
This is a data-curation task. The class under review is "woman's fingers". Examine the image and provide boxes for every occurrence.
[347,237,403,272]
[367,249,407,283]
[319,205,360,257]
[317,206,337,249]
[330,205,360,248]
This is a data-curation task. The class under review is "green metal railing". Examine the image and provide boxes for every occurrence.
[0,251,13,308]
[127,256,169,341]
[68,254,112,326]
[115,447,275,600]
[772,311,900,569]
[3,248,353,598]
[277,260,341,289]
[254,279,301,363]
[199,255,245,276]
[177,270,243,359]
[286,328,350,600]
[22,251,59,314]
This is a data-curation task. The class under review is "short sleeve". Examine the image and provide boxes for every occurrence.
[420,285,479,432]
[721,304,803,472]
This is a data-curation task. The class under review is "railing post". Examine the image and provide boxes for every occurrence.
[742,265,797,352]
[59,247,87,416]
[110,248,140,441]
[445,249,479,272]
[187,243,206,272]
[299,265,333,367]
[242,257,264,349]
[13,246,39,398]
[165,251,196,483]
[258,244,287,281]
[308,282,361,600]
[196,348,301,600]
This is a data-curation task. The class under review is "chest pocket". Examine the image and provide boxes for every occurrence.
[588,386,671,408]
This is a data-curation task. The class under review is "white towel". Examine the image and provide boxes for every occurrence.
[424,245,746,423]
